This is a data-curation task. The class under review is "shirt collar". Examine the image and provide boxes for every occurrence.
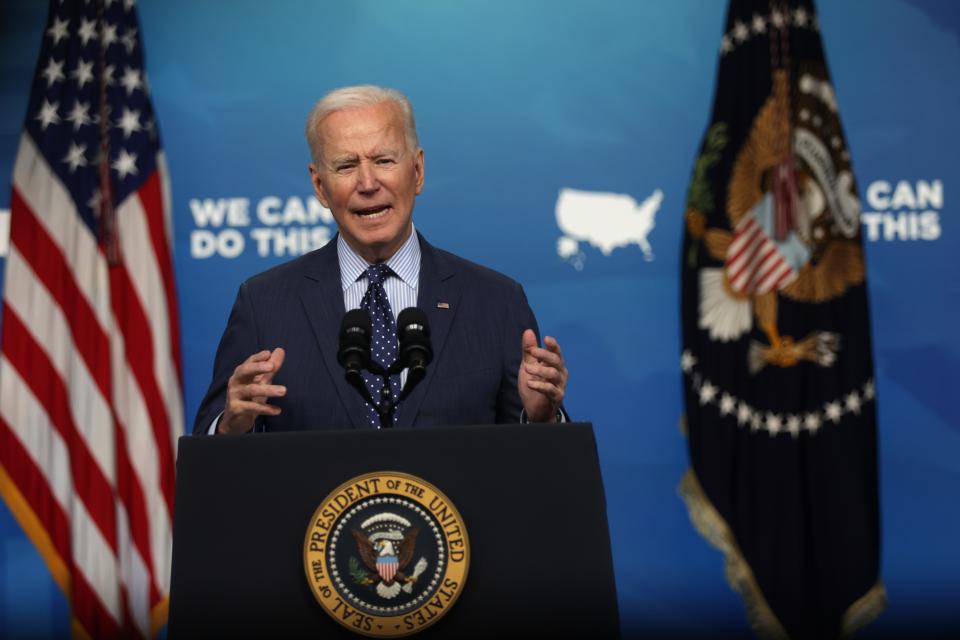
[337,226,421,291]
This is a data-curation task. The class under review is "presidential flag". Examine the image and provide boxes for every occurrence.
[0,0,182,637]
[679,1,884,637]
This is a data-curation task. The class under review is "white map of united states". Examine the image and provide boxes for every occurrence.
[555,188,663,269]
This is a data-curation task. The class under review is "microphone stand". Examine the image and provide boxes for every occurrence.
[360,360,428,429]
[339,307,432,429]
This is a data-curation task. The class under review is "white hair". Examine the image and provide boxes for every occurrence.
[305,85,419,165]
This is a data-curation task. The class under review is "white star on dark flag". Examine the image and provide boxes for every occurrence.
[120,66,143,95]
[65,99,92,130]
[35,99,61,130]
[116,107,142,138]
[63,142,88,173]
[47,16,70,45]
[71,58,95,89]
[78,18,98,46]
[42,57,65,87]
[112,148,138,178]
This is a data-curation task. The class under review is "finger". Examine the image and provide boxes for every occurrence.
[227,399,283,417]
[232,357,279,384]
[525,345,564,368]
[524,379,564,402]
[239,383,287,400]
[543,336,563,356]
[524,362,565,384]
[261,347,286,384]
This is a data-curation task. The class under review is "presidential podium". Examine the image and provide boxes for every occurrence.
[168,423,620,638]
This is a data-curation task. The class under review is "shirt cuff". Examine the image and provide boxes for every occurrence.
[519,408,567,424]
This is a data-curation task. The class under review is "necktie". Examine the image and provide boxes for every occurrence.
[360,264,402,428]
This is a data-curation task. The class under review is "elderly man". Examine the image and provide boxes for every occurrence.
[193,85,567,434]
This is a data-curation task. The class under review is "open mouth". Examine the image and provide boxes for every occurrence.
[353,205,391,218]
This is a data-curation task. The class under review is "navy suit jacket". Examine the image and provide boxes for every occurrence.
[192,233,542,433]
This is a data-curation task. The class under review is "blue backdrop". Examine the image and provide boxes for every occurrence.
[1,1,958,637]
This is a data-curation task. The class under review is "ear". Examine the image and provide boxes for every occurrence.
[309,163,331,209]
[413,148,425,196]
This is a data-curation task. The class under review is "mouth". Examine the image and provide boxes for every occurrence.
[352,205,391,219]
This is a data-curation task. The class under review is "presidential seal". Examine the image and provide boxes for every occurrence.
[303,472,469,637]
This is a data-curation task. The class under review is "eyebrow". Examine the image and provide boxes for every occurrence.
[328,147,404,165]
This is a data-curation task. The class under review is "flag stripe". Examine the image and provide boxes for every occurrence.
[3,230,161,585]
[743,246,779,291]
[726,214,797,295]
[3,247,115,485]
[9,189,113,407]
[1,308,119,551]
[12,135,113,333]
[117,502,153,638]
[728,226,768,286]
[117,184,183,459]
[0,365,122,626]
[108,260,177,515]
[727,218,763,266]
[72,563,121,640]
[3,251,159,583]
[138,170,184,393]
[110,331,173,595]
[0,416,71,572]
[13,173,172,595]
[112,410,158,584]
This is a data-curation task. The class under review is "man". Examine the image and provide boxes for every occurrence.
[193,85,568,434]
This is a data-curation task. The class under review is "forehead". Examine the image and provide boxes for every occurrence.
[317,102,406,157]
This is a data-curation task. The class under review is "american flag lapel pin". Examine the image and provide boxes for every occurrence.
[436,302,450,309]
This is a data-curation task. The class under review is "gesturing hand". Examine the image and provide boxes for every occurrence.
[219,348,286,434]
[518,329,568,423]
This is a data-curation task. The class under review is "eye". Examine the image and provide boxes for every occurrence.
[376,157,396,166]
[335,163,356,173]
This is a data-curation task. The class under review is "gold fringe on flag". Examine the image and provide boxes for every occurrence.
[678,468,886,639]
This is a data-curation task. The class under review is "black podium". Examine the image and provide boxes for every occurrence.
[168,423,619,638]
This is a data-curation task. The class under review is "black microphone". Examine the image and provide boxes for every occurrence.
[338,309,371,374]
[395,308,432,403]
[397,307,433,372]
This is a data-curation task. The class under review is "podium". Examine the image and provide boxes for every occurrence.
[168,423,619,638]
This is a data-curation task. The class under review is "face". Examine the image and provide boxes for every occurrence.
[309,102,424,264]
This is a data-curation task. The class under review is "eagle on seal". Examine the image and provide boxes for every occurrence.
[352,526,420,599]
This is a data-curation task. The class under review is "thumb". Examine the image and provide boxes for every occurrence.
[521,329,538,361]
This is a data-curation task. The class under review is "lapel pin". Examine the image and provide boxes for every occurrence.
[436,302,450,309]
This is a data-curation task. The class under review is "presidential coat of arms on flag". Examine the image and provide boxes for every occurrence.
[679,1,884,638]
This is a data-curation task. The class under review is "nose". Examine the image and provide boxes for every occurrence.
[356,161,379,194]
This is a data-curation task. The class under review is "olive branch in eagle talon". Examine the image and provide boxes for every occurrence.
[351,527,421,587]
[685,122,729,267]
[348,556,377,586]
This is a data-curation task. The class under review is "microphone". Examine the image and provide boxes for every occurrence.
[338,309,371,375]
[396,307,433,373]
[395,307,433,403]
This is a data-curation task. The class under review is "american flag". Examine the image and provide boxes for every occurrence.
[0,1,182,637]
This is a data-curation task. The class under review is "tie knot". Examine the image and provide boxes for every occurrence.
[365,263,392,286]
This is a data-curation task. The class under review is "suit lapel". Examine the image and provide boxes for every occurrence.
[397,234,460,428]
[299,239,370,430]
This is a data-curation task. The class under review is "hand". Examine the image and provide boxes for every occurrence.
[219,348,286,434]
[518,329,568,423]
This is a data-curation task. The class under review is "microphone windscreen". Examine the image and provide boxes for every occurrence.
[396,307,432,368]
[397,307,429,337]
[340,308,371,336]
[338,309,371,369]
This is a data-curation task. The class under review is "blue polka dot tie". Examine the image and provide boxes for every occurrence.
[360,264,402,428]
